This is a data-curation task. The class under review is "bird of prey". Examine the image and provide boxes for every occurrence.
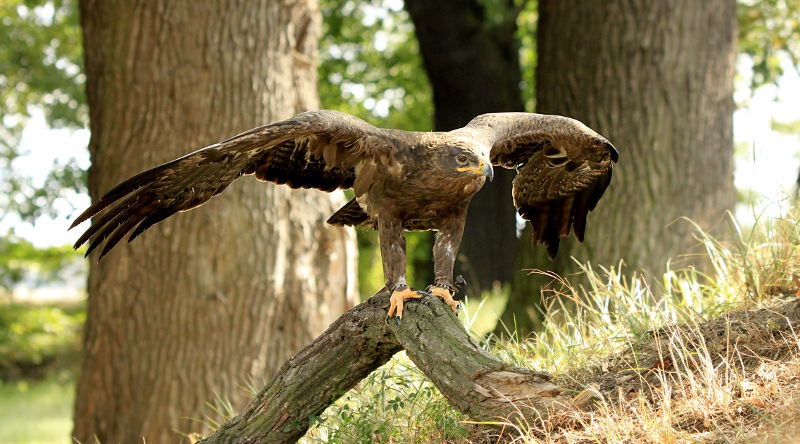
[70,110,618,318]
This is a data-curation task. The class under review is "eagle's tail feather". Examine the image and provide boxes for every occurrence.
[327,198,370,227]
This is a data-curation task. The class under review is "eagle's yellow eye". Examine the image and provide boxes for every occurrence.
[456,154,468,163]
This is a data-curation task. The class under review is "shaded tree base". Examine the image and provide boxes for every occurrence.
[198,290,579,443]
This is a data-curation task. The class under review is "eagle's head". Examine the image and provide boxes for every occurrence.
[434,142,494,183]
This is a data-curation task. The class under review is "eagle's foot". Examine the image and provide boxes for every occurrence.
[428,285,459,315]
[387,286,423,319]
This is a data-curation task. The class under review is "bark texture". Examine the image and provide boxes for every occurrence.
[534,0,736,275]
[405,0,524,291]
[198,291,566,444]
[73,1,357,442]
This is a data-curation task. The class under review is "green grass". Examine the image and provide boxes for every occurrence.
[0,378,75,444]
[0,301,82,444]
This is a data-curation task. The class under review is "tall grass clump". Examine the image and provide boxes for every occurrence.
[493,211,800,442]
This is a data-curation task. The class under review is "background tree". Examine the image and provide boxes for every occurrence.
[72,1,356,442]
[404,0,525,292]
[515,0,737,329]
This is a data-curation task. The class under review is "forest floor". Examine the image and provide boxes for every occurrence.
[4,215,800,443]
[5,293,799,443]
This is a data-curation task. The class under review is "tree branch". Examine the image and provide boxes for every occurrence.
[198,290,570,443]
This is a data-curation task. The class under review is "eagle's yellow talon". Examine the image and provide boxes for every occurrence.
[388,287,423,319]
[429,286,459,315]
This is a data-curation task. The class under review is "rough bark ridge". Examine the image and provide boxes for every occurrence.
[405,0,524,291]
[73,1,357,442]
[535,0,736,277]
[199,292,566,444]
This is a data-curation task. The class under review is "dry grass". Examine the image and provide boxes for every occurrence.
[513,298,800,443]
[484,212,800,443]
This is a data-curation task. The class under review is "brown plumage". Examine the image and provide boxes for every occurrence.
[70,110,618,317]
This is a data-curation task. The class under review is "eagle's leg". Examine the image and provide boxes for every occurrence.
[431,213,466,315]
[379,218,421,319]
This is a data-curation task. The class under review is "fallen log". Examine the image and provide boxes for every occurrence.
[198,289,570,443]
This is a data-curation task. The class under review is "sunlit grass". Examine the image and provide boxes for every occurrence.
[0,301,82,444]
[0,378,75,444]
[303,354,470,443]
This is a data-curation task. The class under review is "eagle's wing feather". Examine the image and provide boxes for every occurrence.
[465,112,618,258]
[71,109,388,258]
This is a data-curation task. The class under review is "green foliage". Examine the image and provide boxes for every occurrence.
[0,233,83,293]
[0,0,85,141]
[1,0,87,222]
[738,0,800,90]
[318,0,433,131]
[2,155,87,222]
[0,302,84,380]
[516,0,538,111]
[772,117,800,135]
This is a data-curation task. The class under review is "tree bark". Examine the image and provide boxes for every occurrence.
[73,1,357,442]
[405,0,524,292]
[535,0,736,275]
[198,291,566,444]
[501,0,737,334]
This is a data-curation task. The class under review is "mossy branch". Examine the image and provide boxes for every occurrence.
[198,290,572,443]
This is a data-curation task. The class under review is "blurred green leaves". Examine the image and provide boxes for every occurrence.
[738,0,800,90]
[0,233,83,294]
[0,302,84,380]
[0,0,86,143]
[1,0,87,222]
[318,0,433,131]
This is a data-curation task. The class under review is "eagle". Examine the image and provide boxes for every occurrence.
[70,110,618,319]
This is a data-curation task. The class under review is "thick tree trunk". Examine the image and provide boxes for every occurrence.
[502,0,737,334]
[405,0,524,291]
[73,1,357,442]
[198,291,567,444]
[536,0,736,274]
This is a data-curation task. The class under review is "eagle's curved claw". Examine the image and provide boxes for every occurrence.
[428,285,459,315]
[387,286,423,320]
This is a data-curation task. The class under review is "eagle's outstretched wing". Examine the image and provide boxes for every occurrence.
[465,113,619,258]
[70,109,388,259]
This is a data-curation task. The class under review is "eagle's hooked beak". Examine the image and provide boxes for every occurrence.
[481,160,494,182]
[457,158,494,181]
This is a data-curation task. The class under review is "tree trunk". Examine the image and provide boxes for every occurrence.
[537,0,736,273]
[503,0,737,333]
[405,0,524,292]
[73,1,357,442]
[198,291,567,444]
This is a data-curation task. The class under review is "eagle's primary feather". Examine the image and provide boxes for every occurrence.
[71,109,618,317]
